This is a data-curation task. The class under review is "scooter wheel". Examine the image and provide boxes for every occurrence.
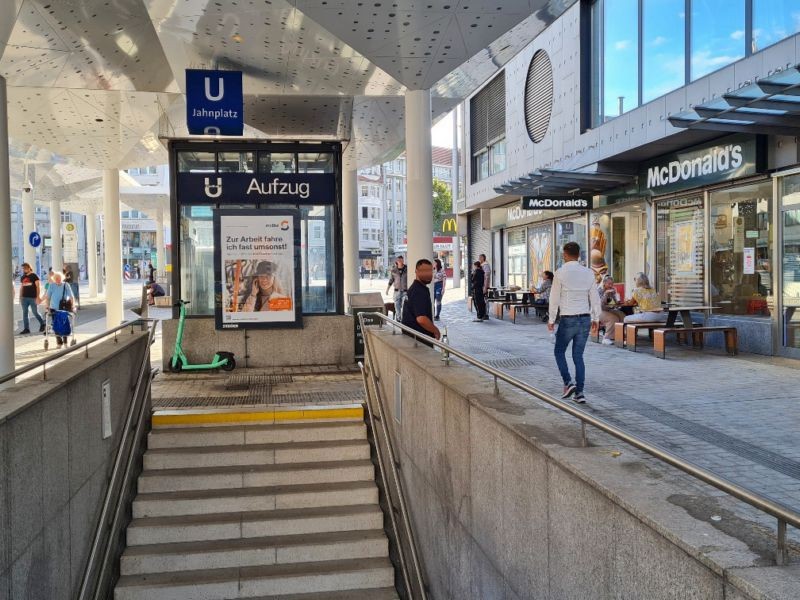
[221,357,236,372]
[169,359,183,373]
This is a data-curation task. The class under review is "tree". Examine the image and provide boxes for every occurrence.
[432,179,452,233]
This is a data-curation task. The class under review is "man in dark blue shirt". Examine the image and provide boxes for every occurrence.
[401,259,440,342]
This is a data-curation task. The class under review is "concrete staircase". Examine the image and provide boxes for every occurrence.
[114,407,398,600]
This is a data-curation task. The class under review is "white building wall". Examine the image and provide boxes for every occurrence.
[465,3,800,209]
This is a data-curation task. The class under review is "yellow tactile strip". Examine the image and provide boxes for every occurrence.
[151,404,363,427]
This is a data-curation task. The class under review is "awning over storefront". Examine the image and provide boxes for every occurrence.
[669,64,800,136]
[494,167,634,197]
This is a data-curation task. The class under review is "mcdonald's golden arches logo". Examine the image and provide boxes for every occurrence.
[441,215,457,233]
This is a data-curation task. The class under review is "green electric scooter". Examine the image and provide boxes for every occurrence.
[169,300,236,372]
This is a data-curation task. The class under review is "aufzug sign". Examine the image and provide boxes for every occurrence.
[186,69,244,136]
[177,172,336,204]
[639,134,765,196]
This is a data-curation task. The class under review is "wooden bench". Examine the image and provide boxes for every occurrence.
[653,326,738,359]
[625,322,697,352]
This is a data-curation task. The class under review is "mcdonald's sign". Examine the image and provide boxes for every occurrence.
[441,213,458,233]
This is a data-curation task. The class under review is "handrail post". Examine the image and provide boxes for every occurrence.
[777,519,788,566]
[581,422,588,447]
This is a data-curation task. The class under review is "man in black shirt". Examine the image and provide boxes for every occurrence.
[401,259,440,343]
[18,262,45,334]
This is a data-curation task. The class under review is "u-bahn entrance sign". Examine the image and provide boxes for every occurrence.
[186,69,244,136]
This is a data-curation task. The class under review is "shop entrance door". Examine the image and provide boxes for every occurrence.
[780,206,800,358]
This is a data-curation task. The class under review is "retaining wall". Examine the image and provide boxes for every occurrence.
[367,328,799,599]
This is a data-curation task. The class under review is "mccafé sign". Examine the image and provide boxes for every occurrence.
[640,134,764,195]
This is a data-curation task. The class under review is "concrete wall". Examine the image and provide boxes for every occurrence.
[0,330,151,600]
[161,315,356,371]
[367,329,799,599]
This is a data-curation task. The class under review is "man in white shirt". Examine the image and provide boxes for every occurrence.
[479,254,491,320]
[547,242,601,403]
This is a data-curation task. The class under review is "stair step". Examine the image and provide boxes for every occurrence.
[143,439,370,470]
[129,502,383,544]
[132,479,378,519]
[114,557,395,600]
[128,481,378,545]
[137,460,375,494]
[147,421,367,449]
[121,530,388,575]
[246,589,399,600]
[151,405,363,429]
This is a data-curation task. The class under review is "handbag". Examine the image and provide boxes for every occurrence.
[58,285,74,312]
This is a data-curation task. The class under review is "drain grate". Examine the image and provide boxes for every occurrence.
[270,390,365,404]
[153,396,251,408]
[225,374,293,389]
[485,357,535,369]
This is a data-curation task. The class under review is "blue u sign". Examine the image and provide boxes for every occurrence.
[186,69,244,136]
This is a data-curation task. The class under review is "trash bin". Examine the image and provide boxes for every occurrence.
[348,292,385,360]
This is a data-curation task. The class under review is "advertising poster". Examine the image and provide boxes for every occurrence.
[674,221,696,275]
[214,209,302,329]
[528,224,553,288]
[743,247,755,275]
[63,222,79,263]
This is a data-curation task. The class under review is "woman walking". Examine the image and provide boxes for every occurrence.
[433,258,446,320]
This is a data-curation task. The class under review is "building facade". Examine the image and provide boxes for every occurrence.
[462,0,800,357]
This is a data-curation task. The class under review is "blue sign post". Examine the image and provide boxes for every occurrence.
[28,231,41,248]
[186,69,244,136]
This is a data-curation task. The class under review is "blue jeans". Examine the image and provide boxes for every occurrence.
[554,314,591,393]
[393,290,407,320]
[21,297,44,330]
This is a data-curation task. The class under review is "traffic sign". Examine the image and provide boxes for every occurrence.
[28,231,41,248]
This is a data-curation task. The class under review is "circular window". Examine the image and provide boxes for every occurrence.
[524,50,554,144]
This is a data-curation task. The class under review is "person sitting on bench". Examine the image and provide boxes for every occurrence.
[147,282,165,305]
[598,275,625,344]
[622,273,666,323]
[531,270,553,304]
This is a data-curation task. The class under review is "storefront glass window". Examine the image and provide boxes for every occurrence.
[691,0,745,80]
[300,205,337,313]
[179,204,216,316]
[709,182,772,316]
[643,0,685,103]
[555,217,588,269]
[656,196,705,306]
[298,153,334,173]
[602,0,639,120]
[178,152,215,173]
[506,228,527,288]
[218,152,255,173]
[780,175,800,348]
[258,153,296,173]
[753,0,800,52]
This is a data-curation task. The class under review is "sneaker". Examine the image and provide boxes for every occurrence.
[561,383,576,399]
[601,338,614,345]
[19,329,30,335]
[573,392,586,404]
[434,316,440,321]
[39,324,45,333]
[472,318,484,323]
[482,316,489,321]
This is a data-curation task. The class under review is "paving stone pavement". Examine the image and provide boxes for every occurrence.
[424,286,800,549]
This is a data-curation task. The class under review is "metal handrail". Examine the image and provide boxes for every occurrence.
[359,315,428,599]
[76,320,159,600]
[361,312,799,566]
[1,319,157,385]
